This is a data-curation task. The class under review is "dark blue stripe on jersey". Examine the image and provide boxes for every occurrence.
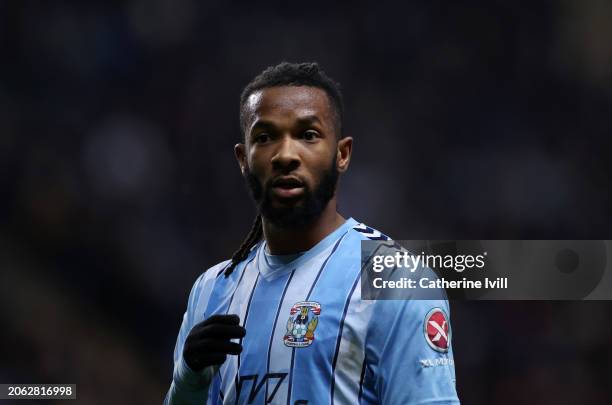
[329,270,361,404]
[307,230,348,298]
[217,250,257,401]
[223,246,259,315]
[218,370,224,403]
[234,272,261,405]
[216,261,232,278]
[287,231,349,405]
[357,358,366,403]
[265,269,296,402]
[367,235,389,240]
[388,264,400,279]
[353,225,389,240]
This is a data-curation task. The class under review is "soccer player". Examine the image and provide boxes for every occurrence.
[165,62,460,404]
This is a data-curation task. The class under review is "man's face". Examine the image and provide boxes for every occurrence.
[236,86,345,228]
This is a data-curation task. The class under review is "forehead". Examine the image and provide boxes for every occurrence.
[245,86,334,126]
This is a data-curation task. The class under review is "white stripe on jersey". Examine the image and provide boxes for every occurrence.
[264,269,296,402]
[267,231,349,405]
[330,281,375,404]
[220,248,262,404]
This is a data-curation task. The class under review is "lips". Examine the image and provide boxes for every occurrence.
[271,176,305,199]
[272,176,304,188]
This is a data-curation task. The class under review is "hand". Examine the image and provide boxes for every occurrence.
[183,314,246,372]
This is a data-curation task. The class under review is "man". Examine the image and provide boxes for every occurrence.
[165,62,459,404]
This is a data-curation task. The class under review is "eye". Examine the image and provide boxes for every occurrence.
[255,133,271,144]
[301,130,319,142]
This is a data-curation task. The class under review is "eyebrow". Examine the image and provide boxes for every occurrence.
[249,115,324,136]
[250,120,276,133]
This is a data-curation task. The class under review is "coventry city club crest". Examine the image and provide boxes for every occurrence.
[283,301,320,348]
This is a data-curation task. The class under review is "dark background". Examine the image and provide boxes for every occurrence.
[2,1,611,404]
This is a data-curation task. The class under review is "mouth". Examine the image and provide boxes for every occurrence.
[270,176,305,199]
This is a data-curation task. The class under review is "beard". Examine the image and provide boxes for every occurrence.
[244,155,339,228]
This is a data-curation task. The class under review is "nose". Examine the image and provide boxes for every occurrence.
[271,135,300,172]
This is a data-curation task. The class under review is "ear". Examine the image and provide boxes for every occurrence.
[336,136,353,173]
[234,143,246,175]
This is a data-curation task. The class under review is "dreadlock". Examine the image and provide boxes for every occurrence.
[224,214,262,277]
[226,62,343,277]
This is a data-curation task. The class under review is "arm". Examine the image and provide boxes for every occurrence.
[366,297,460,404]
[164,262,244,405]
[164,273,214,405]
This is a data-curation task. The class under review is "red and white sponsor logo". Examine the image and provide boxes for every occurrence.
[424,308,450,352]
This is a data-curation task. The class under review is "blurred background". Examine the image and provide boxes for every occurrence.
[1,0,611,403]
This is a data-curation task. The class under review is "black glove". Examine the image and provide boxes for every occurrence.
[183,314,246,372]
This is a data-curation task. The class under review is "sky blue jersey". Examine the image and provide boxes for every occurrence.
[165,218,460,404]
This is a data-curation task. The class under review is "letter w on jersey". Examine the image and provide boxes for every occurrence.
[236,373,287,403]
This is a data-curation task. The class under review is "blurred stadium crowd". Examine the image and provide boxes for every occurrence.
[1,1,611,403]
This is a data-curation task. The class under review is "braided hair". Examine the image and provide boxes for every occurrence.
[224,214,263,277]
[226,62,344,277]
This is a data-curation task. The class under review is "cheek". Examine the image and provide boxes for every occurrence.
[307,151,335,176]
[247,150,270,177]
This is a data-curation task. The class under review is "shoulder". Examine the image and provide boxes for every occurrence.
[185,259,231,313]
[349,220,392,241]
[188,259,232,292]
[202,258,233,280]
[195,241,262,290]
[349,219,407,263]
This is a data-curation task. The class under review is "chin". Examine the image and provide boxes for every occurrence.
[268,201,306,216]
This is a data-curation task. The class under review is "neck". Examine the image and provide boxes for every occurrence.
[262,199,346,255]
